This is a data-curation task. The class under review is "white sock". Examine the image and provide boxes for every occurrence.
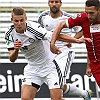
[63,83,86,97]
[62,90,63,97]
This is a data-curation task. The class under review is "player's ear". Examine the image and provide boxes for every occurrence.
[48,0,50,6]
[60,0,62,6]
[11,18,13,22]
[25,16,27,20]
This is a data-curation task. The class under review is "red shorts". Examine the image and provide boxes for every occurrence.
[90,62,100,87]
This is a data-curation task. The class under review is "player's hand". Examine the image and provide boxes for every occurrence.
[14,40,22,50]
[86,67,92,77]
[50,43,62,54]
[77,38,92,43]
[64,42,72,48]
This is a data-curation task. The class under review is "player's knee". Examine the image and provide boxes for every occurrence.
[50,88,62,100]
[21,95,31,100]
[21,92,35,100]
[51,96,62,100]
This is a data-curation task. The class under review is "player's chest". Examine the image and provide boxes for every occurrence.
[43,17,64,31]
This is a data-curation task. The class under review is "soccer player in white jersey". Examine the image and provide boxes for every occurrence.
[5,7,91,100]
[37,0,93,100]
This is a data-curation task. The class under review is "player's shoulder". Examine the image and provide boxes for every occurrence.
[27,21,39,27]
[74,12,87,19]
[38,10,50,24]
[62,10,72,17]
[80,12,87,17]
[5,24,15,40]
[5,24,14,34]
[26,21,40,31]
[39,10,50,17]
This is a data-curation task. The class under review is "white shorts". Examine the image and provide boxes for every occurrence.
[53,50,75,80]
[21,62,61,90]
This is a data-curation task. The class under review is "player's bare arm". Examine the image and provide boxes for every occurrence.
[64,29,83,48]
[74,30,83,39]
[86,56,92,77]
[51,33,92,54]
[58,34,92,43]
[51,20,67,45]
[51,37,92,54]
[9,40,22,62]
[50,20,67,54]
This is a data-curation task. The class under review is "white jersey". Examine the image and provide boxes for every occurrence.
[5,21,53,67]
[38,10,82,51]
[5,21,64,88]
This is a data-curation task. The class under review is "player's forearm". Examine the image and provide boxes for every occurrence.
[74,31,83,39]
[9,49,19,62]
[58,34,81,43]
[51,21,66,45]
[86,56,90,68]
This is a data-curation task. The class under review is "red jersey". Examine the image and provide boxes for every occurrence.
[66,12,100,63]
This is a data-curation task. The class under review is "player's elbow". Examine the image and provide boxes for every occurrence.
[10,59,16,62]
[59,20,67,28]
[9,57,16,62]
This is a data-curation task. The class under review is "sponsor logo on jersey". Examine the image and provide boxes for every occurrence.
[6,40,11,45]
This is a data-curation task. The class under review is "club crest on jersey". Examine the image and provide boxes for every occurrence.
[28,38,35,43]
[71,14,77,19]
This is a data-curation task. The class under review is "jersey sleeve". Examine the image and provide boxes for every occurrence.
[27,21,52,42]
[66,12,86,28]
[5,28,14,49]
[35,24,52,42]
[37,10,49,27]
[6,40,14,50]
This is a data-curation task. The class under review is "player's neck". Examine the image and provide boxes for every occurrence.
[50,10,62,18]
